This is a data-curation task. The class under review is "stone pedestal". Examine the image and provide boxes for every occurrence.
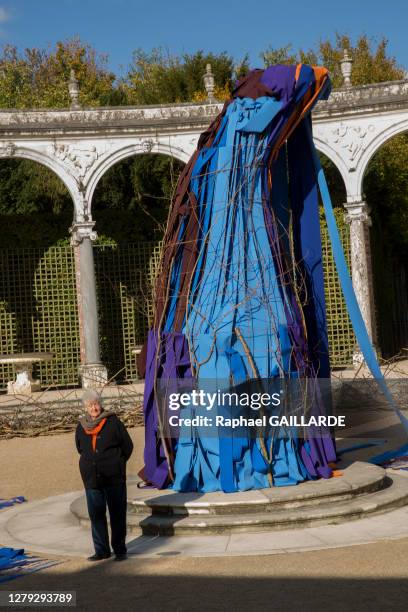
[0,352,54,394]
[7,363,41,394]
[79,363,109,389]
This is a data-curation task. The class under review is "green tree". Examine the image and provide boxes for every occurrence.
[0,38,126,247]
[0,159,73,247]
[0,38,121,109]
[122,48,248,104]
[261,44,298,67]
[92,154,184,243]
[364,134,408,253]
[261,34,405,86]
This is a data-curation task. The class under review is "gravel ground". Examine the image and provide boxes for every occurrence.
[0,427,145,501]
[1,427,408,611]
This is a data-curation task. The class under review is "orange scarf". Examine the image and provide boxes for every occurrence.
[83,418,107,451]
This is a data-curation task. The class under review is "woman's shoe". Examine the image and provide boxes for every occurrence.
[87,553,111,561]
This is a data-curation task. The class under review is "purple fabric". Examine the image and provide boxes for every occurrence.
[142,329,192,488]
[260,65,297,103]
[301,430,336,479]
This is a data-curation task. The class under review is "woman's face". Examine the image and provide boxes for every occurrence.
[86,400,102,420]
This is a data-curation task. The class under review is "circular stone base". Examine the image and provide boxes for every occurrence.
[70,462,408,536]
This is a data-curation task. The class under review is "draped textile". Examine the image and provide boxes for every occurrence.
[140,64,339,492]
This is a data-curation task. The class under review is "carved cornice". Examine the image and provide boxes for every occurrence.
[0,80,406,142]
[0,103,222,138]
[314,80,408,118]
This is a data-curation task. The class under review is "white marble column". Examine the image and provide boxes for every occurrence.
[344,199,378,365]
[70,221,108,388]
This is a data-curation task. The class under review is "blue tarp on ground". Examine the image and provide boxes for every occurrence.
[0,496,26,510]
[0,546,60,583]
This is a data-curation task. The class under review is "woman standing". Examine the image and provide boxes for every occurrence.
[75,390,133,561]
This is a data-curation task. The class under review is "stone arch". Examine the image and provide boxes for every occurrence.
[85,142,189,208]
[356,118,408,196]
[0,146,81,217]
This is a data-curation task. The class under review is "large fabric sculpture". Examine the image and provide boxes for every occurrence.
[138,64,404,493]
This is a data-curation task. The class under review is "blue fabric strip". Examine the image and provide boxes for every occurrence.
[369,442,408,465]
[288,116,330,377]
[337,439,387,456]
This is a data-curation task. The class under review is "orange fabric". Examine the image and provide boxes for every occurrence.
[327,462,343,477]
[295,63,302,82]
[83,418,107,451]
[298,66,329,120]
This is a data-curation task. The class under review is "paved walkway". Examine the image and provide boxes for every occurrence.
[2,420,408,560]
[2,427,408,611]
[2,471,408,559]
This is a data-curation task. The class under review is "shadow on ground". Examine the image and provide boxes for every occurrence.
[2,546,408,612]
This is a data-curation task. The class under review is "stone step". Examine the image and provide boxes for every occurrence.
[126,462,386,516]
[125,473,408,535]
[70,463,408,536]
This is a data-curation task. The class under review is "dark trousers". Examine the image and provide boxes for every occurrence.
[85,483,127,555]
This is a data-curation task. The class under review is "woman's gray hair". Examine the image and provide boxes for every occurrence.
[82,388,103,406]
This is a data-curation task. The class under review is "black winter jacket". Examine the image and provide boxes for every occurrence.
[75,414,134,489]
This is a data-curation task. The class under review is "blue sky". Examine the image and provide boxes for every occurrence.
[1,0,407,75]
